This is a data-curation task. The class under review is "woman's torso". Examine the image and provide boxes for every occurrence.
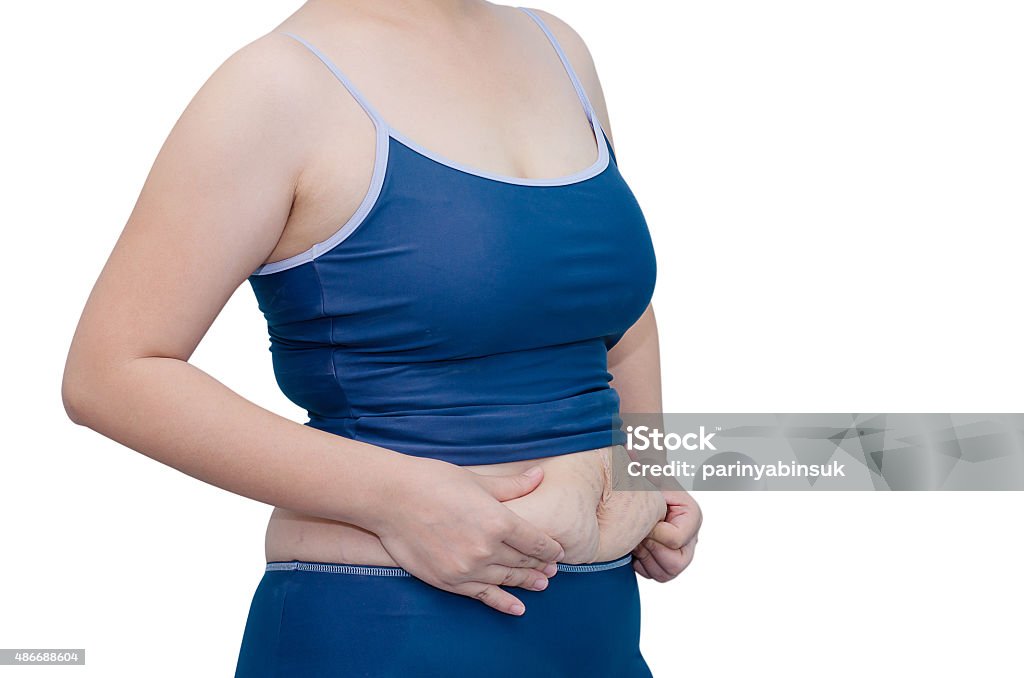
[252,3,661,565]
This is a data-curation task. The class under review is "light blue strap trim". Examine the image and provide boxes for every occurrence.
[281,32,386,128]
[249,34,391,276]
[265,555,633,577]
[515,7,609,176]
[516,8,599,124]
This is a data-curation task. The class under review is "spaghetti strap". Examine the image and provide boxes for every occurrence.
[516,7,599,125]
[280,31,387,131]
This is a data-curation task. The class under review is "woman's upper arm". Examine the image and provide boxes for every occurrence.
[68,36,309,375]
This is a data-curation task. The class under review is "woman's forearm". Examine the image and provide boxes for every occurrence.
[63,352,565,613]
[62,354,408,531]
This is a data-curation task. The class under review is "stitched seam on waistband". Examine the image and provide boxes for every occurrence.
[265,562,411,576]
[556,556,632,573]
[265,555,633,576]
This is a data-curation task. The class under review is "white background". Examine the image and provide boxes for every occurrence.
[2,1,1022,676]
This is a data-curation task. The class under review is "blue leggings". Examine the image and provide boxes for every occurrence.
[235,556,652,677]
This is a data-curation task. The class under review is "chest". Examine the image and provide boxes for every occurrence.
[251,140,656,359]
[320,147,656,354]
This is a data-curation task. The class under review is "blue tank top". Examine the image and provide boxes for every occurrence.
[248,8,656,465]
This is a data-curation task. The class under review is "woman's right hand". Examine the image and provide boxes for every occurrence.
[367,456,565,615]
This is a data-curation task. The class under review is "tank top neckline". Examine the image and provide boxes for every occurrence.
[277,6,610,188]
[251,8,614,276]
[383,119,610,188]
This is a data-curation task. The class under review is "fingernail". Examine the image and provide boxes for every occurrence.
[510,603,525,615]
[533,578,548,591]
[542,563,558,576]
[523,466,543,479]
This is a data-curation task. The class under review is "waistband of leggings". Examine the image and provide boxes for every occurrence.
[265,555,633,577]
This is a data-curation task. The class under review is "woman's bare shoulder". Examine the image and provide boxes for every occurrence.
[518,8,594,60]
[186,32,322,127]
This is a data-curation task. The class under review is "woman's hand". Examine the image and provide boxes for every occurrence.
[368,457,566,615]
[632,489,702,582]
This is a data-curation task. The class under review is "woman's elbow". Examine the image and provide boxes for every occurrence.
[61,366,96,427]
[62,346,111,428]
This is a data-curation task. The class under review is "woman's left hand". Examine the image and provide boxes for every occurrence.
[631,489,701,582]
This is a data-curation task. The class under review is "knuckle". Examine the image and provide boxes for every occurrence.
[480,515,507,539]
[498,515,517,535]
[438,571,460,587]
[534,536,555,556]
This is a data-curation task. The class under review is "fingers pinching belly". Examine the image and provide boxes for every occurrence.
[266,447,668,568]
[595,488,667,562]
[501,477,602,564]
[501,447,667,564]
[592,445,668,561]
[499,450,607,564]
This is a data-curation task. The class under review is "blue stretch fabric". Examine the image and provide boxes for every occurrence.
[234,558,652,678]
[247,7,657,465]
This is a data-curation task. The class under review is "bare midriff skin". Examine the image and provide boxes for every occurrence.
[267,446,667,565]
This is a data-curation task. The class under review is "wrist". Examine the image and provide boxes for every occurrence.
[345,449,435,534]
